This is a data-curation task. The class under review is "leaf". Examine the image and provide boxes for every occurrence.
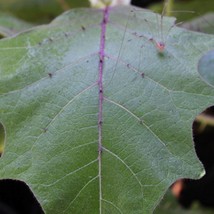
[198,49,214,87]
[0,12,34,38]
[149,0,214,23]
[0,122,5,154]
[181,13,214,35]
[0,5,214,213]
[0,0,90,23]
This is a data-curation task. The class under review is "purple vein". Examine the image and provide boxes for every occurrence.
[98,6,109,214]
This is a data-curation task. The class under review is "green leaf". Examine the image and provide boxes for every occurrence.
[0,122,5,154]
[0,12,34,38]
[0,6,214,213]
[181,13,214,35]
[150,0,214,23]
[198,49,214,87]
[0,0,90,23]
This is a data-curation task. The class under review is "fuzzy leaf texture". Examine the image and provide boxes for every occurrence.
[0,6,214,214]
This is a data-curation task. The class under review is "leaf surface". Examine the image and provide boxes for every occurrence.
[198,49,214,87]
[0,6,214,214]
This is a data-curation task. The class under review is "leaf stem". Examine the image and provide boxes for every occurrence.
[164,0,174,16]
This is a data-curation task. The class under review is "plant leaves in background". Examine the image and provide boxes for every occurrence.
[150,0,214,23]
[181,13,214,35]
[0,12,34,38]
[0,5,214,213]
[155,191,214,214]
[0,0,90,23]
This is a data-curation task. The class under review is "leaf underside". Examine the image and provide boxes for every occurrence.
[0,6,214,214]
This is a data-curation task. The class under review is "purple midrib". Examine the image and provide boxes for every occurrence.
[98,6,109,213]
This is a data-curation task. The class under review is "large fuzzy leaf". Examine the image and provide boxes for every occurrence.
[0,6,214,213]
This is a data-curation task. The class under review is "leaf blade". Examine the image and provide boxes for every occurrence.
[0,6,214,213]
